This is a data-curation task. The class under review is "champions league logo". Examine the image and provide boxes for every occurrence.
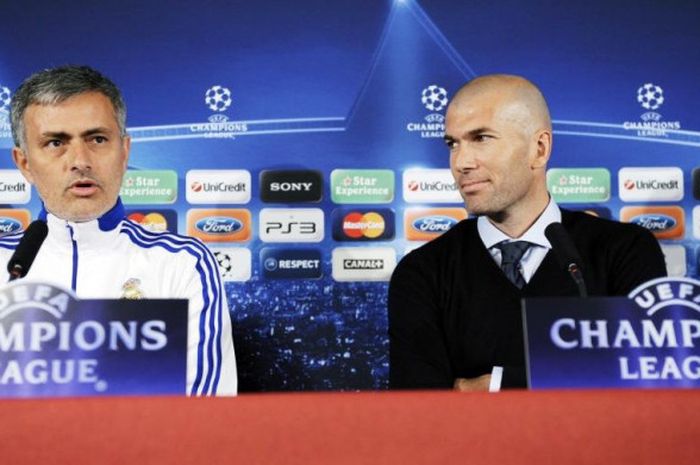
[549,277,700,384]
[188,85,247,139]
[0,282,175,397]
[0,85,12,140]
[406,84,448,139]
[623,82,681,137]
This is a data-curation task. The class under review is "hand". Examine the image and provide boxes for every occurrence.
[453,374,491,392]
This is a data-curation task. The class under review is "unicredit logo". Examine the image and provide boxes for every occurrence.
[625,179,680,190]
[630,214,676,232]
[0,218,21,233]
[406,180,456,192]
[412,215,457,233]
[190,181,246,192]
[195,217,243,234]
[0,182,27,192]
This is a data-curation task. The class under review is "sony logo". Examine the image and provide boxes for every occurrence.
[269,182,314,192]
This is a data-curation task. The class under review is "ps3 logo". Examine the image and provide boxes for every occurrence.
[412,215,457,233]
[264,222,317,235]
[259,208,324,243]
[195,217,243,234]
[630,214,676,232]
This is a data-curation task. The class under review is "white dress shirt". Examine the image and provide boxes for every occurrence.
[475,197,561,391]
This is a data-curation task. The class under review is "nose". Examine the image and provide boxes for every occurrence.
[69,140,92,173]
[450,144,477,174]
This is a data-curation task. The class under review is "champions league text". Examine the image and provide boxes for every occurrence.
[549,281,700,382]
[0,284,168,387]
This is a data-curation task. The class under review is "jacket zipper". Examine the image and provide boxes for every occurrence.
[67,225,78,292]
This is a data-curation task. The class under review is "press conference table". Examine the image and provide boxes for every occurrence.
[2,389,698,465]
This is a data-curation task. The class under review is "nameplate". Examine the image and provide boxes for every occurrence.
[0,281,187,398]
[523,277,700,389]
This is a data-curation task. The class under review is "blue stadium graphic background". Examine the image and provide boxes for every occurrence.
[0,0,699,391]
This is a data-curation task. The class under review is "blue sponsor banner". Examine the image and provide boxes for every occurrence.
[0,282,187,398]
[523,277,700,389]
[331,208,395,241]
[260,248,323,279]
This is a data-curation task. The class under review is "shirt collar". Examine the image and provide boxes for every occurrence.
[38,197,125,232]
[477,197,561,249]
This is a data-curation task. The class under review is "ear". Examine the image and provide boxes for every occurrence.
[12,147,35,184]
[531,129,552,169]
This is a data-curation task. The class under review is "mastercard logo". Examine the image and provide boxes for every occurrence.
[128,212,169,232]
[331,208,395,241]
[342,212,385,239]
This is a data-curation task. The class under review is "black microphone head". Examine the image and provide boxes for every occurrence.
[7,220,48,278]
[545,222,583,269]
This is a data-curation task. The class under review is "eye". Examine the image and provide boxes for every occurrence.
[92,135,108,144]
[474,134,492,142]
[46,139,62,148]
[444,138,458,150]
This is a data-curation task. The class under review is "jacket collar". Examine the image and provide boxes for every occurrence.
[40,198,125,250]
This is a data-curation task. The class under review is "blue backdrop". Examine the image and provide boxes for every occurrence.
[1,0,698,391]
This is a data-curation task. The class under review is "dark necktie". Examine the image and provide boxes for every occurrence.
[496,241,531,289]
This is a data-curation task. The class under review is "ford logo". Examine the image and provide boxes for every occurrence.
[0,218,22,234]
[195,217,243,234]
[412,215,457,233]
[630,214,676,232]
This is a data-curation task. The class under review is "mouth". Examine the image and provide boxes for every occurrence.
[68,179,100,197]
[459,179,490,194]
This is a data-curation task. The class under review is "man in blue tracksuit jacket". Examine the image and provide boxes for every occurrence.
[1,65,237,396]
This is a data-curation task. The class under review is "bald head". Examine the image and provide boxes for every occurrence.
[445,74,553,231]
[448,74,551,136]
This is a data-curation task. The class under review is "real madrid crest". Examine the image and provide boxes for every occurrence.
[121,278,144,300]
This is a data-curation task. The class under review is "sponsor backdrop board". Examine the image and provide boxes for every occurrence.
[0,0,699,391]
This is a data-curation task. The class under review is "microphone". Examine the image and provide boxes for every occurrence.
[544,222,587,297]
[7,220,49,281]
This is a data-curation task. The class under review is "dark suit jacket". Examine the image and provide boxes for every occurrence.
[388,210,668,389]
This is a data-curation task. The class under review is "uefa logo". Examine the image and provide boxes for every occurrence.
[0,86,10,110]
[637,83,664,111]
[406,84,448,139]
[205,85,232,113]
[624,82,680,137]
[421,85,448,112]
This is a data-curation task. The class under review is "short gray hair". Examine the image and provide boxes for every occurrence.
[10,65,127,149]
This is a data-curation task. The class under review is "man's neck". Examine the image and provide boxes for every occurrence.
[486,192,551,239]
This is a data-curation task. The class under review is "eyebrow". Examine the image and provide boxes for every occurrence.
[40,127,112,140]
[444,127,496,143]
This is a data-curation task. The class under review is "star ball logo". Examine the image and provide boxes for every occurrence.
[188,84,247,139]
[623,82,681,137]
[406,84,448,139]
[0,85,11,115]
[0,85,11,139]
[207,247,251,282]
[205,85,232,113]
